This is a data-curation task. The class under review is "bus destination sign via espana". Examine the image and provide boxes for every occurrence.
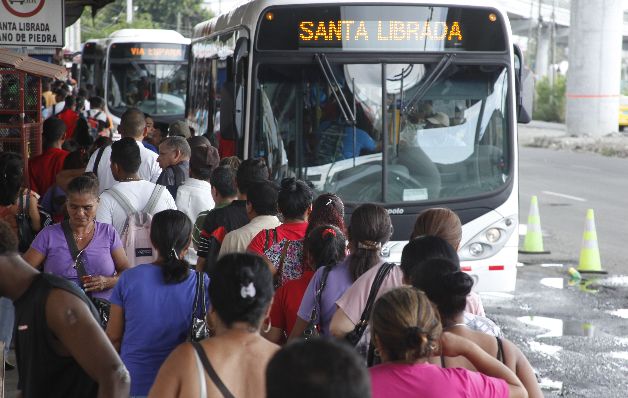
[298,20,463,47]
[0,0,64,47]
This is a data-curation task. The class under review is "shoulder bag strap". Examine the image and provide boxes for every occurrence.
[264,229,271,252]
[92,145,107,176]
[144,184,165,214]
[191,271,201,319]
[276,239,291,281]
[191,341,235,398]
[308,265,331,322]
[107,188,136,217]
[355,262,395,328]
[60,220,89,290]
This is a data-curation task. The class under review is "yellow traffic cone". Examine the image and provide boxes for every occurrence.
[519,195,550,254]
[577,209,606,274]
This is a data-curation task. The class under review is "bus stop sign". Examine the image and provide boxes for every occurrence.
[0,0,65,47]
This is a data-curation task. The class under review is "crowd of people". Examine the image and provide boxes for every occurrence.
[0,100,544,397]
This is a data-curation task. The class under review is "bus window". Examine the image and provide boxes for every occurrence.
[254,63,383,202]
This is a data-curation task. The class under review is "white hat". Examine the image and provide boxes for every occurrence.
[426,112,450,127]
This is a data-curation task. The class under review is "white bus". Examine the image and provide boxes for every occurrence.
[187,0,533,292]
[79,29,190,127]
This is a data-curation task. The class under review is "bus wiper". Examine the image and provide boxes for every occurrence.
[315,53,356,125]
[402,53,455,115]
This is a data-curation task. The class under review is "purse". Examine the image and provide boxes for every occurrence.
[302,266,331,340]
[190,271,210,342]
[61,220,111,329]
[345,262,395,346]
[16,188,53,253]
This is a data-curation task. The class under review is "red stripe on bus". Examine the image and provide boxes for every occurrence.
[461,266,472,272]
[488,265,504,271]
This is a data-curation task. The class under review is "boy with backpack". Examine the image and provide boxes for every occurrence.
[156,136,191,198]
[84,97,112,138]
[248,178,313,287]
[96,138,177,266]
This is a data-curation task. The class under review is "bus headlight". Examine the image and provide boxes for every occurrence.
[485,228,501,243]
[459,215,517,261]
[469,243,484,256]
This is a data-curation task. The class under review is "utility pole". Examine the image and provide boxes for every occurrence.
[127,0,133,24]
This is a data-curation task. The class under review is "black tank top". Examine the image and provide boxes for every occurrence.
[13,273,99,398]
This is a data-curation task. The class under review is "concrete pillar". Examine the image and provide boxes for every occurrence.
[535,24,550,78]
[566,0,624,135]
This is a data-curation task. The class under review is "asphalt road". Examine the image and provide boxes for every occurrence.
[518,145,628,275]
[484,135,628,397]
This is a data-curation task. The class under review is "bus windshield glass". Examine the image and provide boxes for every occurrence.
[107,43,188,117]
[253,61,510,204]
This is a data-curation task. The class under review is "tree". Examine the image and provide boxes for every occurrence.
[81,0,156,42]
[135,0,212,37]
[81,0,212,41]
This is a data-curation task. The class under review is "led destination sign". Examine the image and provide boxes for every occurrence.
[109,43,188,61]
[298,20,463,44]
[258,6,506,52]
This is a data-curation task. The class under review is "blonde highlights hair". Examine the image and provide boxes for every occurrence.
[410,208,462,249]
[371,287,442,362]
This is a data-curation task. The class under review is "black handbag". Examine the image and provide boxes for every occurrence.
[61,220,111,329]
[190,271,210,342]
[16,188,52,253]
[345,262,395,346]
[302,266,331,340]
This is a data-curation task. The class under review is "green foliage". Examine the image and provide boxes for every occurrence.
[533,75,566,122]
[81,1,156,42]
[81,0,213,40]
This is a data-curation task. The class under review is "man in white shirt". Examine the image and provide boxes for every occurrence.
[218,180,281,257]
[86,108,161,193]
[96,137,177,235]
[176,137,220,265]
[176,136,219,222]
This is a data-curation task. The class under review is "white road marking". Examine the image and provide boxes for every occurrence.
[571,164,600,172]
[542,190,587,202]
[541,263,564,268]
[519,224,527,236]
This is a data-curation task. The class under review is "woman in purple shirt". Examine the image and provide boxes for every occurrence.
[23,175,129,300]
[106,209,210,397]
[289,204,392,339]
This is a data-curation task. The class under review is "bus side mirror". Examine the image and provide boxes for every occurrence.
[514,45,534,124]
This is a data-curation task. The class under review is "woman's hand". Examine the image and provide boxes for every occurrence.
[83,275,119,292]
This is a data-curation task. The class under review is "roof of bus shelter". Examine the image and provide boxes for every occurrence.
[0,49,68,80]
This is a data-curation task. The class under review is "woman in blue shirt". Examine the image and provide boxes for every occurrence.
[106,209,209,397]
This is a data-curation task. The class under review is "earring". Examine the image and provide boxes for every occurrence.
[263,318,272,334]
[374,348,381,357]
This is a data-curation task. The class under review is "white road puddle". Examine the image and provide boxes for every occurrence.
[594,275,628,288]
[538,378,564,391]
[528,340,562,357]
[607,309,628,319]
[610,352,628,361]
[540,278,564,289]
[517,316,596,337]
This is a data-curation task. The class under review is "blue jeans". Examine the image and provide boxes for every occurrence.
[0,297,15,356]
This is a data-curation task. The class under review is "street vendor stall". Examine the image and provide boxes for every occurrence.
[0,48,67,181]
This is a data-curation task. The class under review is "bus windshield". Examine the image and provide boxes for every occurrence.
[253,62,510,204]
[107,62,187,117]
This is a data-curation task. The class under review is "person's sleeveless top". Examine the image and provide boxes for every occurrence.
[13,273,99,398]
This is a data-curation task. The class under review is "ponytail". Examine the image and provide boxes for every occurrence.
[150,210,192,284]
[306,225,346,270]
